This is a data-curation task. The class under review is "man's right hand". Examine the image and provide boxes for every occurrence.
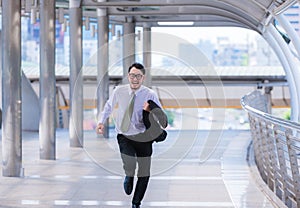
[96,123,104,135]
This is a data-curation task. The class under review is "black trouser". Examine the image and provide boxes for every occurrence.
[117,134,153,205]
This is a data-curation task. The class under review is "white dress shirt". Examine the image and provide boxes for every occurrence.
[98,84,162,135]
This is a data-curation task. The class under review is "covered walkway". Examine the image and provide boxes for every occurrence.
[1,0,300,208]
[0,129,283,207]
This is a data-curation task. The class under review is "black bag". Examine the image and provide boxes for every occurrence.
[143,100,168,143]
[126,100,168,143]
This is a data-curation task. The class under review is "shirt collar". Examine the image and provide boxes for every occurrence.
[127,84,144,95]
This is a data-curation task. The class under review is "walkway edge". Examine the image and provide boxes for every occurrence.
[246,141,287,208]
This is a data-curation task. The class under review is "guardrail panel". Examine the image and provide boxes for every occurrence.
[241,90,300,208]
[286,130,300,207]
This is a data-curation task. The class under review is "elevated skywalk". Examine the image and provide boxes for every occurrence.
[0,129,284,207]
[0,1,298,207]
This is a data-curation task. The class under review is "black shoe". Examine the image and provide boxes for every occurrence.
[132,204,140,208]
[123,176,134,195]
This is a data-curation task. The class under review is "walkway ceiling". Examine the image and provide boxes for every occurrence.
[54,0,298,34]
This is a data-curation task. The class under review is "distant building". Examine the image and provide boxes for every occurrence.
[284,3,300,36]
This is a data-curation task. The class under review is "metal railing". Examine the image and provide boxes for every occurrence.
[241,90,300,208]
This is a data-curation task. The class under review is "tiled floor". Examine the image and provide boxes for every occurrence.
[0,129,283,207]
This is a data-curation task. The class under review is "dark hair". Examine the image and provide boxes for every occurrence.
[128,62,145,75]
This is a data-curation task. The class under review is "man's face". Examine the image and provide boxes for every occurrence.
[128,67,145,90]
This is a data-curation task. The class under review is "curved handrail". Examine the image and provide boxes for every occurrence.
[241,95,300,131]
[241,90,300,208]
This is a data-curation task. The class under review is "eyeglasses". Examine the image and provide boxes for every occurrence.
[128,73,143,80]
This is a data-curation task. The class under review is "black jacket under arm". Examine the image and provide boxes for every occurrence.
[126,100,168,143]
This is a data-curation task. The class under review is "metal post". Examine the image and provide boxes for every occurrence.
[285,129,300,207]
[274,125,289,204]
[264,86,273,114]
[1,0,23,177]
[97,5,110,138]
[122,18,135,83]
[143,24,152,87]
[39,0,56,159]
[69,0,83,147]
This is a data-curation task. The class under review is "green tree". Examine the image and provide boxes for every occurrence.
[165,110,175,126]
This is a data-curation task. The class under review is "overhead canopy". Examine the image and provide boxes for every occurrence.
[55,0,298,34]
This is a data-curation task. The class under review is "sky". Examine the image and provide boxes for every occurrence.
[151,26,259,45]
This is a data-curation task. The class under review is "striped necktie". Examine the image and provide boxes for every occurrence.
[120,93,136,132]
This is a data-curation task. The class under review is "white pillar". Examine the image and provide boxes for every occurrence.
[1,0,23,177]
[122,18,135,83]
[276,13,300,122]
[263,25,299,121]
[143,24,152,87]
[97,6,110,138]
[69,0,83,147]
[39,0,56,159]
[277,14,300,58]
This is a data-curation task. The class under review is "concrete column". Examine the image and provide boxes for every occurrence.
[122,19,135,83]
[143,25,152,87]
[97,6,110,138]
[39,0,56,159]
[69,1,83,147]
[1,0,23,177]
